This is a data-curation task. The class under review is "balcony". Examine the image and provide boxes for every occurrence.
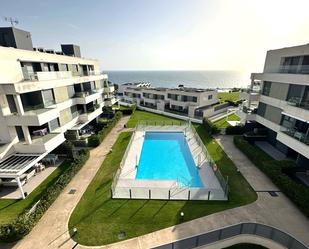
[78,104,103,123]
[22,70,104,82]
[279,65,309,74]
[104,96,117,106]
[74,90,101,104]
[88,70,101,76]
[236,105,257,123]
[277,131,309,158]
[6,105,59,126]
[104,85,115,94]
[280,127,309,146]
[23,70,72,81]
[14,133,65,154]
[286,97,309,111]
[240,88,261,102]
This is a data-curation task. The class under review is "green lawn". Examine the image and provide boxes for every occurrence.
[112,104,131,110]
[69,112,256,246]
[218,91,240,102]
[0,160,71,224]
[126,110,184,128]
[213,114,240,128]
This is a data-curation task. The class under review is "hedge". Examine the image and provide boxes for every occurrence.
[225,125,245,135]
[203,117,219,135]
[88,111,123,147]
[117,104,136,115]
[234,136,309,218]
[0,150,90,242]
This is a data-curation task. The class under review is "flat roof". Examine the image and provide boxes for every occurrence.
[125,85,215,93]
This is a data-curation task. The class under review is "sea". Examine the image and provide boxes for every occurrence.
[106,70,250,89]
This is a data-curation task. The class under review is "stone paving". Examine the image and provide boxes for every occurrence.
[3,132,309,249]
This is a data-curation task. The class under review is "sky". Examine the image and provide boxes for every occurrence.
[1,0,309,74]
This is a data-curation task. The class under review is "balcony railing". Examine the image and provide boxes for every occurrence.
[86,104,101,113]
[23,70,101,81]
[241,105,257,114]
[241,88,261,94]
[281,127,309,145]
[279,65,309,74]
[73,90,97,98]
[23,100,56,113]
[22,70,72,81]
[286,97,309,110]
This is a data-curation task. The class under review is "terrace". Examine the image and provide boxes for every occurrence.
[0,152,64,199]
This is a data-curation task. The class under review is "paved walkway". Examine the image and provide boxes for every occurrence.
[3,116,130,249]
[255,141,287,161]
[4,133,309,249]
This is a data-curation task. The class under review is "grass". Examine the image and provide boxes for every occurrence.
[213,114,240,128]
[218,91,240,103]
[126,110,184,128]
[0,160,71,224]
[112,104,131,110]
[69,112,256,246]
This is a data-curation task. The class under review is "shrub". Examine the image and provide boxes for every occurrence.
[225,125,245,135]
[117,104,136,115]
[234,136,309,218]
[203,117,219,135]
[61,141,75,158]
[88,135,100,147]
[0,150,90,242]
[89,111,123,147]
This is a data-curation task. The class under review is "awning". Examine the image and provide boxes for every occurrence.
[0,153,45,178]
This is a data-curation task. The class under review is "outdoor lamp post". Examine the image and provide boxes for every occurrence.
[180,211,184,222]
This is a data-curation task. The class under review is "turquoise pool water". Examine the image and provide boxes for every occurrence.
[136,132,203,187]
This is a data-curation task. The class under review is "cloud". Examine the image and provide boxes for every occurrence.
[66,23,79,30]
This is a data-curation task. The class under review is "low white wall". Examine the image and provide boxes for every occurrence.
[137,105,203,124]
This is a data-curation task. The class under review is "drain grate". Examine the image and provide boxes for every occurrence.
[68,189,77,194]
[268,191,278,197]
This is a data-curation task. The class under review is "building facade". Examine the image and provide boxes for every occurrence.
[122,84,220,118]
[117,82,151,96]
[238,44,309,167]
[0,27,116,197]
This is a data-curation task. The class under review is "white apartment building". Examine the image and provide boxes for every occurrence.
[0,27,116,198]
[117,82,151,96]
[238,43,309,167]
[122,84,222,118]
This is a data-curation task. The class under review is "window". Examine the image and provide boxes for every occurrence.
[301,56,309,74]
[262,81,272,96]
[208,95,212,100]
[281,115,295,129]
[6,95,17,113]
[67,85,75,98]
[257,102,267,117]
[192,96,198,102]
[15,126,25,141]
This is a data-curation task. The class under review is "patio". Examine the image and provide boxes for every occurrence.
[0,154,63,199]
[0,160,63,199]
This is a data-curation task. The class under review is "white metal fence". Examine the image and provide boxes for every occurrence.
[111,121,228,201]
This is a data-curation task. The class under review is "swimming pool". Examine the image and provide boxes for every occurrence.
[136,132,204,188]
